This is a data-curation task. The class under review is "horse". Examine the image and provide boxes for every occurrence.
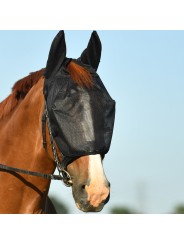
[0,31,114,214]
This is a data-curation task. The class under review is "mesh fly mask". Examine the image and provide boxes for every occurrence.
[43,31,116,167]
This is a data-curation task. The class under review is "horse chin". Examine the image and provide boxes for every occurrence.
[75,202,105,213]
[72,189,107,213]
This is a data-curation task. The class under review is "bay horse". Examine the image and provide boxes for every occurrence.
[0,31,112,214]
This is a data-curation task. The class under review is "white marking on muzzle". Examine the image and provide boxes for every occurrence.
[86,154,109,207]
[88,154,106,183]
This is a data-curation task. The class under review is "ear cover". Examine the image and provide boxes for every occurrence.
[80,31,102,71]
[45,31,66,78]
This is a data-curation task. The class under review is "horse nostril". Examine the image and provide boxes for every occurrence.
[80,184,87,197]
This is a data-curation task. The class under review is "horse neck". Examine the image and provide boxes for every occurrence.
[0,78,55,213]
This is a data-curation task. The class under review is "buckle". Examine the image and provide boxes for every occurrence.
[59,169,73,187]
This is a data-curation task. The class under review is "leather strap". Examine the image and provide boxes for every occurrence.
[0,163,62,180]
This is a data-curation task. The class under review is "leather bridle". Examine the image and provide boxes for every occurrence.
[0,100,73,187]
[41,99,74,187]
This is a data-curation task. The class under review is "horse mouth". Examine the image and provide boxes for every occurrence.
[76,202,105,213]
[74,190,110,213]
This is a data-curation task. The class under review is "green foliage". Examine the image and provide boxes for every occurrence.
[49,195,70,214]
[110,206,136,214]
[173,204,184,214]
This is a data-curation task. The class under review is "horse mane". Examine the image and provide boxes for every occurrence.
[67,61,93,88]
[0,61,93,120]
[0,68,45,120]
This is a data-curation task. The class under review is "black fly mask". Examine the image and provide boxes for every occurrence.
[43,31,115,165]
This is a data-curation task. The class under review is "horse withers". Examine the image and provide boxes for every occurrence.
[0,31,115,213]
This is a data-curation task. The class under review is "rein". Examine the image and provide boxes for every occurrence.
[0,100,73,187]
[0,163,63,180]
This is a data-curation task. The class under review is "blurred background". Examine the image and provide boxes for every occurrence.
[0,30,184,214]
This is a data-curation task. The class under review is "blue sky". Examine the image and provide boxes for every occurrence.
[0,31,184,213]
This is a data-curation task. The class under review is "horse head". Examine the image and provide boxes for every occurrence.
[44,31,115,212]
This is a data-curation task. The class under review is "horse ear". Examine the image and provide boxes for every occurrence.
[80,31,102,71]
[45,31,66,78]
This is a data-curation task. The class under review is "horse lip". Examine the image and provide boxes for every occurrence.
[75,202,104,213]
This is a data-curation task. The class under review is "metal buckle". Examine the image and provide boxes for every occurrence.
[59,169,73,187]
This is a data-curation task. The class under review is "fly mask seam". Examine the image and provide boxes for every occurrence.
[79,89,95,142]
